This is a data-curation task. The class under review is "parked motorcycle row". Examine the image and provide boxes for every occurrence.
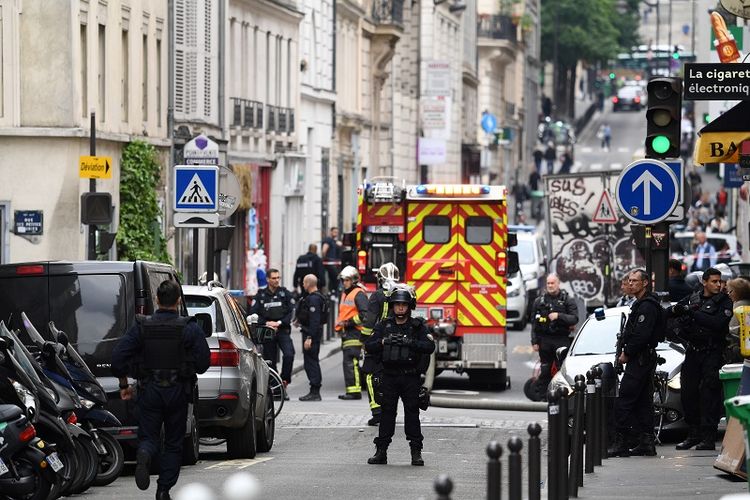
[0,312,125,499]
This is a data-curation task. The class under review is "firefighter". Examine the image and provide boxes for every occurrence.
[365,286,435,466]
[335,265,370,399]
[361,262,400,425]
[112,280,210,500]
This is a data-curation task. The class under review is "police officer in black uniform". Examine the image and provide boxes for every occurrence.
[670,267,733,451]
[250,268,295,391]
[530,274,578,394]
[365,286,435,466]
[112,280,210,500]
[293,244,325,295]
[607,269,663,457]
[296,274,327,401]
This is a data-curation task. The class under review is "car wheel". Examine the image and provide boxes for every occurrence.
[256,386,275,453]
[227,391,257,459]
[182,406,200,466]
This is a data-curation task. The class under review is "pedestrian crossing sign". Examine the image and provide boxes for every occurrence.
[174,165,219,212]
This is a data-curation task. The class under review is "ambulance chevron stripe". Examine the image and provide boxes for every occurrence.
[356,191,364,247]
[414,281,455,303]
[372,204,403,217]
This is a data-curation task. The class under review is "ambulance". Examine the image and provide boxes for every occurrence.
[351,178,519,389]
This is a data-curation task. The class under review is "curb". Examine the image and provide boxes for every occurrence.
[430,396,548,412]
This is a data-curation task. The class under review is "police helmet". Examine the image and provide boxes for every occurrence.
[389,285,417,310]
[377,262,400,286]
[339,265,360,283]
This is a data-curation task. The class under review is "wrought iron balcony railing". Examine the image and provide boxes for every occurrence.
[371,0,404,26]
[477,14,517,42]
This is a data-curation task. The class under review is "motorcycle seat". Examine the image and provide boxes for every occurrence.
[0,404,23,422]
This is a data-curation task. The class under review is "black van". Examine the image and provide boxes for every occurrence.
[0,260,200,463]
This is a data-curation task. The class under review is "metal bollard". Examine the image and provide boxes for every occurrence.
[528,423,542,500]
[568,375,586,498]
[584,369,595,474]
[434,474,453,500]
[508,437,523,500]
[598,366,609,460]
[593,367,602,467]
[547,389,560,500]
[557,387,569,500]
[487,441,503,500]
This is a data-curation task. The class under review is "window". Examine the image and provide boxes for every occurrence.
[80,24,88,118]
[185,295,226,333]
[227,296,250,338]
[98,24,106,122]
[423,216,451,244]
[465,217,493,245]
[121,29,129,122]
[512,240,536,264]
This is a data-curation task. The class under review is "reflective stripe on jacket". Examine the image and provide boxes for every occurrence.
[336,286,366,332]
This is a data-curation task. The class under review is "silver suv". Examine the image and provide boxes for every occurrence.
[183,283,275,458]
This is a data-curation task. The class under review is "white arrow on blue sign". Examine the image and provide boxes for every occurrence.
[615,159,679,225]
[174,165,219,212]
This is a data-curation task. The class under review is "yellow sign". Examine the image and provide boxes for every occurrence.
[694,132,750,164]
[737,305,750,357]
[79,156,113,179]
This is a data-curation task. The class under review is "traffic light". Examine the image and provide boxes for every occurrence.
[609,72,616,80]
[672,45,680,60]
[645,77,682,159]
[81,192,113,225]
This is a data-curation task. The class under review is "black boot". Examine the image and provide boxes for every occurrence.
[338,393,362,400]
[156,490,171,500]
[135,448,151,491]
[676,428,702,450]
[411,447,424,466]
[607,432,631,457]
[695,429,717,451]
[629,432,656,456]
[367,447,388,465]
[299,386,321,401]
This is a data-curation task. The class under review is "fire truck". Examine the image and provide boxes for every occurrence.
[349,177,519,389]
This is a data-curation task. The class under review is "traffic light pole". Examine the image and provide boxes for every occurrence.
[88,112,97,261]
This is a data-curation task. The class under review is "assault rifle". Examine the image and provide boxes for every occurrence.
[614,312,627,375]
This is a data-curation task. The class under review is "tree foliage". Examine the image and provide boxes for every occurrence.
[117,141,171,263]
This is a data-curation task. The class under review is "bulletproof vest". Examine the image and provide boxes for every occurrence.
[624,294,663,348]
[138,315,194,382]
[296,292,327,327]
[534,291,570,336]
[260,288,289,321]
[381,318,421,369]
[688,291,728,342]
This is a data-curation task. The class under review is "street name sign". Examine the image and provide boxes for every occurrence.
[174,165,219,212]
[615,159,680,225]
[79,156,113,179]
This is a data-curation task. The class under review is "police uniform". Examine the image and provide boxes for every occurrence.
[608,293,662,457]
[672,289,733,449]
[322,236,342,291]
[336,284,370,398]
[365,316,435,464]
[250,286,295,384]
[296,290,326,399]
[360,288,390,423]
[111,310,210,497]
[293,252,325,293]
[530,290,578,392]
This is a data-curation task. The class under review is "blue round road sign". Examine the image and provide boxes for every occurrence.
[481,112,497,133]
[615,159,679,225]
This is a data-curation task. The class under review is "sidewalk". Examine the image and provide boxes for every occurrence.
[289,324,341,378]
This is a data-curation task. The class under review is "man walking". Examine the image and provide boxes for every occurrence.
[293,244,325,295]
[295,274,327,401]
[335,266,369,400]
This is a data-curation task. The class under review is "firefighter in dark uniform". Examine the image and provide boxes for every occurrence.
[335,266,370,399]
[669,267,733,451]
[365,286,435,466]
[361,262,400,426]
[112,280,210,500]
[250,268,296,392]
[296,274,327,401]
[530,274,578,394]
[607,269,662,457]
[293,244,325,295]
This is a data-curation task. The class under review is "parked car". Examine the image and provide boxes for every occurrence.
[183,282,276,458]
[671,231,740,272]
[506,271,528,330]
[612,85,644,111]
[509,226,549,319]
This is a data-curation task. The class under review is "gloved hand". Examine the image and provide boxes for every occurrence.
[671,304,691,316]
[400,335,414,348]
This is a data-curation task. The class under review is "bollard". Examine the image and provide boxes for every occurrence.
[557,387,569,500]
[487,441,503,500]
[597,366,608,461]
[584,370,595,474]
[528,423,542,500]
[568,375,586,498]
[434,474,453,500]
[547,389,560,500]
[593,366,602,467]
[508,437,523,500]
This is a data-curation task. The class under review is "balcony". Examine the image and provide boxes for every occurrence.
[230,98,264,130]
[477,14,517,42]
[266,105,295,135]
[371,0,404,26]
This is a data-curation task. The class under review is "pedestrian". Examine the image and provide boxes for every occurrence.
[728,278,750,395]
[714,186,728,214]
[530,274,579,396]
[295,274,327,401]
[669,267,733,450]
[599,123,612,150]
[528,169,543,220]
[335,265,370,400]
[293,244,325,296]
[691,231,717,272]
[250,268,295,395]
[668,258,693,302]
[361,263,400,426]
[365,286,435,466]
[533,144,544,173]
[558,151,573,174]
[544,142,556,175]
[689,168,702,202]
[322,227,343,293]
[709,214,730,233]
[111,280,211,500]
[607,270,664,457]
[614,275,635,307]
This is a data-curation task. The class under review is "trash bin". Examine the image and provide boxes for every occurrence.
[723,395,750,492]
[721,363,744,400]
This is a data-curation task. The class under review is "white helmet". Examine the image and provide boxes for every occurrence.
[339,265,360,283]
[377,262,400,286]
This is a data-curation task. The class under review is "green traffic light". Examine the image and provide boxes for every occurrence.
[672,52,680,60]
[609,72,616,79]
[651,135,671,154]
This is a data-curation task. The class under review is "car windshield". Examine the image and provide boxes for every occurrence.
[571,313,671,355]
[185,295,226,333]
[513,240,536,264]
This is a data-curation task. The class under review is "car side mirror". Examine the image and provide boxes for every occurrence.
[193,313,213,337]
[0,337,10,350]
[555,346,569,365]
[507,251,520,276]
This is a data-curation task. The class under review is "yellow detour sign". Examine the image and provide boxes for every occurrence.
[737,305,750,357]
[694,132,750,164]
[79,156,113,179]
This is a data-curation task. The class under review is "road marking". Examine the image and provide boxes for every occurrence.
[590,163,603,170]
[513,345,535,354]
[205,457,274,470]
[611,163,622,169]
[581,147,593,153]
[618,147,629,153]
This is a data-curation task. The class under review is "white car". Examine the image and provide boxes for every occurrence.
[510,226,549,318]
[671,231,740,272]
[506,271,528,330]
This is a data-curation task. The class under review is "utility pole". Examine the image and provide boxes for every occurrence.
[88,111,97,260]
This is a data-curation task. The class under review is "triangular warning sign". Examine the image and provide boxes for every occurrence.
[592,191,618,224]
[179,173,214,205]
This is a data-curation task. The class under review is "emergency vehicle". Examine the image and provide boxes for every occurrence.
[350,178,519,389]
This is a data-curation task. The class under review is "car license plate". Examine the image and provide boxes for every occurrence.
[0,457,8,476]
[369,225,403,234]
[46,452,64,472]
[438,339,448,353]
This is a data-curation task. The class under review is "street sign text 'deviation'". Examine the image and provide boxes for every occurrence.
[79,156,113,179]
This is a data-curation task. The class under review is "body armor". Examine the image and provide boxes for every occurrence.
[138,315,195,387]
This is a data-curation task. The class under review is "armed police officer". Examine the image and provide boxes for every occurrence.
[530,274,578,394]
[669,267,733,450]
[112,280,210,500]
[361,262,400,426]
[365,286,435,466]
[607,269,663,457]
[250,268,295,393]
[295,274,327,401]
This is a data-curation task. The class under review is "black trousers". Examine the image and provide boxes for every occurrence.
[262,328,295,383]
[681,348,723,432]
[301,332,322,388]
[137,382,188,492]
[536,335,571,392]
[614,358,655,435]
[374,373,423,450]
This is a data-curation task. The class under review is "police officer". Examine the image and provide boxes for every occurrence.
[250,268,295,392]
[296,274,327,401]
[607,269,663,457]
[670,267,733,451]
[335,266,370,399]
[365,286,435,466]
[112,280,210,500]
[293,244,325,295]
[322,227,343,292]
[668,258,693,302]
[530,274,578,394]
[361,262,400,426]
